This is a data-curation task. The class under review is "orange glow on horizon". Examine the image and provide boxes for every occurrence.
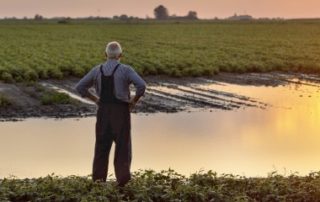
[1,0,320,19]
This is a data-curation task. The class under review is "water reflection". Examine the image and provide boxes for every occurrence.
[1,82,320,178]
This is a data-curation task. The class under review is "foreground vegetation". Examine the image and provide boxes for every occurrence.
[1,169,320,201]
[40,90,75,105]
[1,20,320,82]
[34,84,76,105]
[0,93,11,107]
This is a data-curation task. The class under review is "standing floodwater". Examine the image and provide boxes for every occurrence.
[1,80,320,178]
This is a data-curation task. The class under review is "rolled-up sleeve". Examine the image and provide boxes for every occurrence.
[127,66,146,97]
[75,68,96,97]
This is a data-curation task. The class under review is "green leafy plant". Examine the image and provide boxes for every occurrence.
[1,170,320,201]
[0,94,11,107]
[40,91,74,105]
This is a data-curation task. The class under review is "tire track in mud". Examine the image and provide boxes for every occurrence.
[159,84,259,107]
[146,88,234,110]
[41,79,264,113]
[6,72,314,120]
[0,79,269,120]
[187,86,268,107]
[144,82,267,111]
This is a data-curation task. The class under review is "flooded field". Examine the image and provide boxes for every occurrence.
[1,74,320,178]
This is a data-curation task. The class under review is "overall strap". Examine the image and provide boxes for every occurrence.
[99,64,104,75]
[111,63,121,76]
[100,63,120,76]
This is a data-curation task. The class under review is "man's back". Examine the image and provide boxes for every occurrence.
[75,59,146,103]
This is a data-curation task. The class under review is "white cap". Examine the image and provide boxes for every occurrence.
[105,41,122,59]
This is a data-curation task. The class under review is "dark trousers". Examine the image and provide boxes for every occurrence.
[92,102,131,185]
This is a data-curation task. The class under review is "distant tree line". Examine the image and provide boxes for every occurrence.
[27,5,198,21]
[112,5,198,21]
[154,5,198,20]
[112,15,140,21]
[34,14,43,20]
[2,5,276,21]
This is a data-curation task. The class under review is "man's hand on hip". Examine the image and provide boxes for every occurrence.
[129,95,142,111]
[129,99,137,111]
[86,92,100,105]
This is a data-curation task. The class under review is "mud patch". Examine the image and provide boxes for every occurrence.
[0,72,318,120]
[0,82,95,121]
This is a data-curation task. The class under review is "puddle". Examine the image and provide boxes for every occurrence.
[1,80,320,178]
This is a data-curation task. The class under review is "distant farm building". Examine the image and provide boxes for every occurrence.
[228,14,253,20]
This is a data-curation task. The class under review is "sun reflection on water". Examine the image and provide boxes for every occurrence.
[1,81,320,178]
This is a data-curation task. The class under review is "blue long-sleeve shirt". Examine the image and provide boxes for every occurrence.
[75,59,146,103]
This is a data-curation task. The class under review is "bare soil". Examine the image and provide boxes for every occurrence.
[0,72,319,121]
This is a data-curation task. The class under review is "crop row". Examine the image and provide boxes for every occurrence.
[1,21,320,82]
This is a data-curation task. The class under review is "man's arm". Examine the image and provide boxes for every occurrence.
[126,66,146,110]
[75,67,99,104]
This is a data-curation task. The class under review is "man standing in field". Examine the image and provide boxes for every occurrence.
[75,41,146,186]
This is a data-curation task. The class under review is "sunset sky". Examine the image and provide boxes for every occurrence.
[1,0,319,19]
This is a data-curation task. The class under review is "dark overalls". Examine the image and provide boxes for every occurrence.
[92,63,131,186]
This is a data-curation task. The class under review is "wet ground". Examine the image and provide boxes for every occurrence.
[1,72,320,178]
[1,72,319,120]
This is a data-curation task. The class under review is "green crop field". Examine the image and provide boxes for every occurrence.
[1,20,320,82]
[1,170,320,201]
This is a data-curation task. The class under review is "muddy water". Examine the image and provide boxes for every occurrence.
[1,81,320,178]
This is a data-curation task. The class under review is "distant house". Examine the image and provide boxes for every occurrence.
[228,14,253,21]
